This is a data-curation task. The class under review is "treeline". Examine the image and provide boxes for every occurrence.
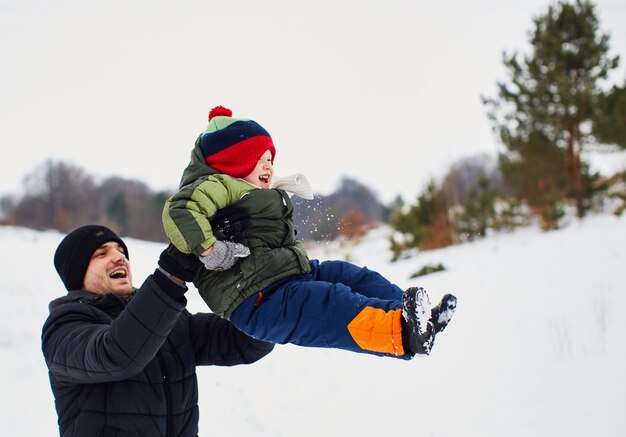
[0,160,170,242]
[0,160,389,243]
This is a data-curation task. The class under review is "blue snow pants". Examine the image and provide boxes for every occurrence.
[230,259,410,358]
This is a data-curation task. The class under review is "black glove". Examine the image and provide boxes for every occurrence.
[158,244,202,282]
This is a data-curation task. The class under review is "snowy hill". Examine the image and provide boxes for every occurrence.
[1,214,625,436]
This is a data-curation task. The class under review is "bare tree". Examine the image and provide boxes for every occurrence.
[14,160,98,231]
[442,154,507,206]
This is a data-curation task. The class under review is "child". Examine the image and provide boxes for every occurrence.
[163,106,457,358]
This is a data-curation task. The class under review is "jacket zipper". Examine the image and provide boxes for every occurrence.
[157,352,173,437]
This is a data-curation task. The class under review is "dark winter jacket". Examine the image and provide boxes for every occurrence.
[41,274,274,437]
[163,140,311,318]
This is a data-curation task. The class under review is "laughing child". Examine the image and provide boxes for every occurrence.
[162,106,457,359]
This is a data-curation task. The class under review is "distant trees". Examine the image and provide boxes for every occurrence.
[13,161,98,231]
[452,174,497,240]
[388,156,510,260]
[441,154,507,206]
[2,162,385,244]
[389,180,452,260]
[483,0,621,220]
[2,160,171,241]
[291,177,384,241]
[95,176,169,241]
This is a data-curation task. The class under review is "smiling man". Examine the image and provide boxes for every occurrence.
[83,240,133,296]
[42,224,274,436]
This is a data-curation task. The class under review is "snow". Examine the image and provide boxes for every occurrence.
[1,214,625,436]
[584,149,626,177]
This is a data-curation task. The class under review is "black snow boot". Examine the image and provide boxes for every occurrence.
[401,287,435,355]
[430,294,457,334]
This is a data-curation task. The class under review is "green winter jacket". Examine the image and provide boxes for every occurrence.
[163,138,311,318]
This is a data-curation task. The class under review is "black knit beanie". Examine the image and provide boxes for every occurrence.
[54,225,129,291]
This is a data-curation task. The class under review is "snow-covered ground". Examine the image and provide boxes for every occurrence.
[1,213,625,436]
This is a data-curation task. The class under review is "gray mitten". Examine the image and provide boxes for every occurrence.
[199,240,250,271]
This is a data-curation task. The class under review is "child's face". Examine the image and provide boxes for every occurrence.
[243,149,273,188]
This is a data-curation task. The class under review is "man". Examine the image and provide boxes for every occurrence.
[41,224,274,436]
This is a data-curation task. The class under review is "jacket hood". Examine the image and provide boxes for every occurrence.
[178,135,220,188]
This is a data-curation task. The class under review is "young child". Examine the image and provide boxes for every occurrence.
[163,106,457,358]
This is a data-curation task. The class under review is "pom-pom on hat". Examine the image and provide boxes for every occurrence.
[199,106,276,178]
[54,225,129,291]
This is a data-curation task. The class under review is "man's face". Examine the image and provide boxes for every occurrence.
[82,241,133,298]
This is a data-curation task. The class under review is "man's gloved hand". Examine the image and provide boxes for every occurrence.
[199,240,250,271]
[158,244,202,282]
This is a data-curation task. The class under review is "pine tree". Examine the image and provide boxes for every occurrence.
[484,0,620,218]
[594,81,626,148]
[455,174,497,240]
[389,180,452,260]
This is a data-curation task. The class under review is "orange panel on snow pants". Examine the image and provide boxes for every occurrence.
[347,306,405,356]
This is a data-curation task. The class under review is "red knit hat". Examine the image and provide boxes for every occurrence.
[199,106,276,178]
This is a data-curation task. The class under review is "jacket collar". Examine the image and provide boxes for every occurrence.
[48,289,136,313]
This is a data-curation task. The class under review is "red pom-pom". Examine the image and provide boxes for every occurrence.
[209,106,232,121]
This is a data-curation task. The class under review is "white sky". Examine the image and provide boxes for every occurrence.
[1,0,625,203]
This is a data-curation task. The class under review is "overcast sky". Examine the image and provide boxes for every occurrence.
[2,0,625,204]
